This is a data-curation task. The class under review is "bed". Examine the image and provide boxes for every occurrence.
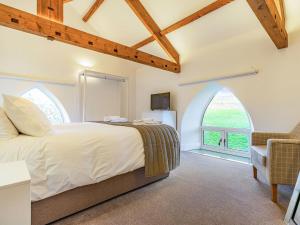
[0,122,180,225]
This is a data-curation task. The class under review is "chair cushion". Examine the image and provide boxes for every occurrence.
[251,145,267,167]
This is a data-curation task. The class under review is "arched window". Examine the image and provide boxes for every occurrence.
[203,88,251,129]
[22,88,69,124]
[201,88,251,156]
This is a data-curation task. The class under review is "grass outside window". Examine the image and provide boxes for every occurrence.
[202,89,251,151]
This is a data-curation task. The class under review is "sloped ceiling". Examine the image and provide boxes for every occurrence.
[67,0,300,63]
[1,0,300,69]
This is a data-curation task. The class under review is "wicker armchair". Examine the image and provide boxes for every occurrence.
[251,123,300,203]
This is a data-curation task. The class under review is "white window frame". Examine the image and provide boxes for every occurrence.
[200,126,251,157]
[200,88,252,158]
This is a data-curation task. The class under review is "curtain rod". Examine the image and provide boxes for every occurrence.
[178,69,259,87]
[80,70,127,82]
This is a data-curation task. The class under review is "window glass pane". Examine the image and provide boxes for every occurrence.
[22,88,64,124]
[202,89,250,129]
[227,132,249,151]
[203,130,222,147]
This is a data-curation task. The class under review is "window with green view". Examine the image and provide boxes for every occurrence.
[202,88,251,151]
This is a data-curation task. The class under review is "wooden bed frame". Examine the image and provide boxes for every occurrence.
[31,168,169,225]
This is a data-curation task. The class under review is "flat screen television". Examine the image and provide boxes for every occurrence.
[151,92,170,110]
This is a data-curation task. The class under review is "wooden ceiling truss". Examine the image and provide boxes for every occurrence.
[0,0,289,75]
[247,0,288,48]
[131,0,234,49]
[0,3,179,73]
[125,0,180,63]
[83,0,105,22]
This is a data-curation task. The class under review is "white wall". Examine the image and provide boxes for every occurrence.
[135,71,179,119]
[0,0,138,121]
[180,83,222,151]
[1,0,300,149]
[0,77,80,121]
[0,74,132,123]
[84,76,127,121]
[135,29,300,149]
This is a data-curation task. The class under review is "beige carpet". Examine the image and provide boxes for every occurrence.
[51,152,293,225]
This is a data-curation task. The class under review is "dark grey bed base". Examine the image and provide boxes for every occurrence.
[31,168,169,225]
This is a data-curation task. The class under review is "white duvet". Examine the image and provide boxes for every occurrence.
[0,123,145,201]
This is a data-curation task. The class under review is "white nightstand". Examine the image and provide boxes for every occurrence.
[0,161,31,225]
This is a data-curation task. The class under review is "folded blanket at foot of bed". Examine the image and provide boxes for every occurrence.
[99,122,180,177]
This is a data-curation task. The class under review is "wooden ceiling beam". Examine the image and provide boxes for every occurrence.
[83,0,105,22]
[247,0,288,49]
[132,36,154,49]
[0,3,180,73]
[132,0,233,49]
[125,0,179,64]
[37,0,64,23]
[278,0,285,25]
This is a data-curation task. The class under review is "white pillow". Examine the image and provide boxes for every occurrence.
[3,95,52,137]
[0,107,19,141]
